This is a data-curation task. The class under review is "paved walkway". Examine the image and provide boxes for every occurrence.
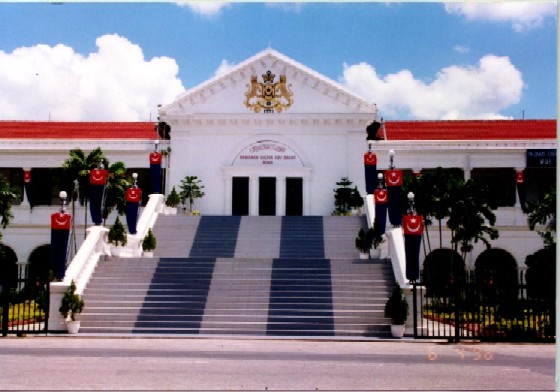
[0,335,555,391]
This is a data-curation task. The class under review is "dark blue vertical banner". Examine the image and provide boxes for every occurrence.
[89,169,107,225]
[125,187,142,235]
[385,169,403,227]
[374,188,388,235]
[364,152,377,194]
[50,212,72,280]
[403,214,423,281]
[149,152,162,194]
[516,170,528,213]
[23,169,32,207]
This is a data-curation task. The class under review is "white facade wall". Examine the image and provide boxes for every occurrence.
[0,49,555,269]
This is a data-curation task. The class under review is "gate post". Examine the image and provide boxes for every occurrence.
[1,277,9,336]
[412,281,418,338]
[48,282,70,332]
[403,286,415,336]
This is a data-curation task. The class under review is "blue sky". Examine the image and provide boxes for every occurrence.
[0,2,556,121]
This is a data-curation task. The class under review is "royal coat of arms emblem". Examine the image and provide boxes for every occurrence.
[244,70,293,113]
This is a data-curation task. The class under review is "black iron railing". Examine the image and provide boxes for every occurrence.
[1,268,49,336]
[413,271,555,342]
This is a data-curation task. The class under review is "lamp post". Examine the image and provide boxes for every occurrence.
[407,192,415,215]
[59,190,67,214]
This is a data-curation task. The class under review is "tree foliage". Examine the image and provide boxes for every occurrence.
[526,186,556,248]
[333,177,354,215]
[102,161,131,223]
[447,179,499,259]
[61,147,104,205]
[180,176,205,213]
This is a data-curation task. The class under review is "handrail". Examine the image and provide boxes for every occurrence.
[49,193,165,331]
[126,194,164,256]
[365,194,375,229]
[387,227,411,290]
[62,225,108,294]
[364,193,409,289]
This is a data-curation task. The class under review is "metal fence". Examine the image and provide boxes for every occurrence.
[1,268,49,336]
[412,271,555,342]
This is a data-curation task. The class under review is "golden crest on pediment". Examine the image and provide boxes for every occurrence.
[244,70,293,113]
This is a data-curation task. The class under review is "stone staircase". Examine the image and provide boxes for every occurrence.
[80,215,395,337]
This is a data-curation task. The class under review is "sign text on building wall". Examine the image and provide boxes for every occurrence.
[233,141,302,167]
[526,149,556,168]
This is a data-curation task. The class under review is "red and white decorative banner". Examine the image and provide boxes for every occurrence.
[374,188,388,204]
[89,169,108,185]
[516,171,524,184]
[403,215,423,235]
[385,170,403,187]
[50,212,72,230]
[149,151,163,165]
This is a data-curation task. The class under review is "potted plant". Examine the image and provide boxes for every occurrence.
[164,186,181,215]
[179,176,205,215]
[108,216,127,256]
[384,283,409,338]
[141,228,157,257]
[349,186,364,215]
[59,280,85,334]
[370,232,384,259]
[355,228,373,259]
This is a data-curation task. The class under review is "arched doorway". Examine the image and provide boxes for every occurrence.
[28,245,52,281]
[226,140,311,216]
[0,244,18,288]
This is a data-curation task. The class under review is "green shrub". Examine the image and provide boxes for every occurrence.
[422,248,465,297]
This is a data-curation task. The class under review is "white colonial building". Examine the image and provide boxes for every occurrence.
[0,48,556,273]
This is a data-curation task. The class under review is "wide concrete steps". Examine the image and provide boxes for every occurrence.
[80,257,394,337]
[151,215,366,259]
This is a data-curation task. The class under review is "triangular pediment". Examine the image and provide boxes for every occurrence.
[161,48,376,116]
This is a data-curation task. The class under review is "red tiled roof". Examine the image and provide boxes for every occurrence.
[0,121,157,140]
[0,119,556,141]
[384,120,557,141]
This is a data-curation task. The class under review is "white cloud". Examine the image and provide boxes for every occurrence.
[0,34,185,121]
[339,55,524,120]
[265,3,305,13]
[445,2,557,32]
[214,59,236,78]
[453,45,470,54]
[177,2,230,16]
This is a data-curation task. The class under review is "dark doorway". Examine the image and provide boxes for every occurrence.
[232,177,249,216]
[28,245,52,281]
[259,177,276,216]
[285,177,303,216]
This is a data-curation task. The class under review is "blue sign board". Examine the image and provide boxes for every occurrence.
[526,149,556,168]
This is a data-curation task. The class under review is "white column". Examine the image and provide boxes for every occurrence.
[277,177,286,216]
[16,261,29,291]
[224,176,232,215]
[249,177,259,216]
[464,155,471,181]
[303,178,311,216]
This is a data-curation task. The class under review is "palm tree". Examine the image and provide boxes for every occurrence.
[447,179,499,261]
[0,176,19,284]
[526,185,556,248]
[0,176,19,243]
[404,167,463,253]
[101,161,131,225]
[61,147,105,238]
[179,176,205,213]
